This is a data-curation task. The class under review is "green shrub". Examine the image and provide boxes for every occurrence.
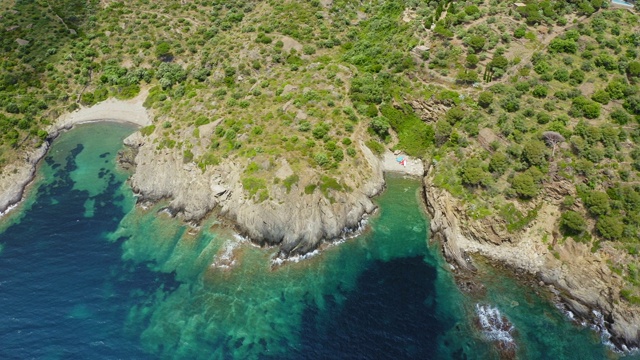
[140,125,155,136]
[561,211,587,235]
[242,176,267,197]
[597,216,624,240]
[283,174,299,193]
[478,91,493,108]
[304,184,317,194]
[511,172,539,198]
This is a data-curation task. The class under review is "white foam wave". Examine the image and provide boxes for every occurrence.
[271,249,321,266]
[590,310,621,351]
[475,304,516,345]
[269,217,369,267]
[210,238,244,269]
[0,203,18,218]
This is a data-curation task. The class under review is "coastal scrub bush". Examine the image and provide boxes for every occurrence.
[283,174,299,193]
[561,211,587,235]
[459,159,487,187]
[585,191,610,216]
[511,172,539,198]
[489,152,509,175]
[523,140,548,168]
[369,117,390,139]
[478,91,493,108]
[140,125,155,136]
[242,177,267,197]
[597,216,624,240]
[532,86,548,99]
[591,90,610,105]
[314,152,331,167]
[365,140,385,155]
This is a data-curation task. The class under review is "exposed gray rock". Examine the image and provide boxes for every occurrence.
[126,135,385,256]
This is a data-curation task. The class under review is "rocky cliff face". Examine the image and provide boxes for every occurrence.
[0,144,48,214]
[423,162,640,350]
[124,132,385,256]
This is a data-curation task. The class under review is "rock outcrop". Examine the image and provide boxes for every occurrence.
[423,162,640,350]
[0,144,48,214]
[125,133,386,256]
[406,98,451,123]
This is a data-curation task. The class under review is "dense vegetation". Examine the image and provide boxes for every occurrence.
[1,0,640,301]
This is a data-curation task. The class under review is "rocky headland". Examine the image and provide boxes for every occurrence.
[423,161,640,351]
[122,131,413,256]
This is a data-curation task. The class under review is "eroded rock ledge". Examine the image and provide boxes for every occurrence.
[423,162,640,351]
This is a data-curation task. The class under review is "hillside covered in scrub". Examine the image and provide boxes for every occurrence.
[2,0,640,344]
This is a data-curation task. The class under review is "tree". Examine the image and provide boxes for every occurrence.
[560,211,587,235]
[511,172,538,198]
[542,131,565,157]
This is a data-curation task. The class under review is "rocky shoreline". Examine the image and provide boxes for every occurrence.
[2,93,638,352]
[422,161,640,352]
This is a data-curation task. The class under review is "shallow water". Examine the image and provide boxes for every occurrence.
[0,123,635,359]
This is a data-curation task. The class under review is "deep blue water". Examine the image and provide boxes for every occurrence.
[0,123,631,359]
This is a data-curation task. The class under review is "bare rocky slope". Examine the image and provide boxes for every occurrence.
[423,162,640,350]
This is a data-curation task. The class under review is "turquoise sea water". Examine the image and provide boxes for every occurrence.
[0,123,635,359]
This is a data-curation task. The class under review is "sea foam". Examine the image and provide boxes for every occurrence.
[475,304,516,345]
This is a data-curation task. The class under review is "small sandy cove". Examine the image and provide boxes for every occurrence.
[53,88,151,131]
[381,150,424,177]
[0,89,151,215]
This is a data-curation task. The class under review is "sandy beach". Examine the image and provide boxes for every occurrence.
[52,88,151,131]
